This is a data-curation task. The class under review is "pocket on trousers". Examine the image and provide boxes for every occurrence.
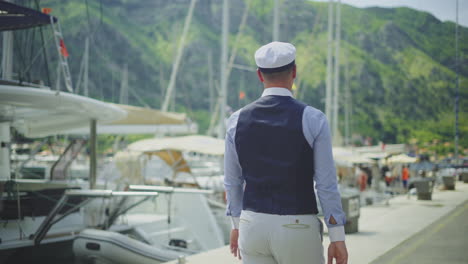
[317,217,324,242]
[239,218,250,224]
[281,223,311,229]
[238,218,253,252]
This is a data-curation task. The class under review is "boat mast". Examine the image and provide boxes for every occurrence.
[161,0,198,112]
[332,0,341,144]
[0,123,11,180]
[454,0,459,162]
[2,34,13,81]
[84,38,89,96]
[1,0,13,180]
[226,0,251,81]
[210,0,248,137]
[344,47,351,146]
[218,0,229,139]
[273,0,280,41]
[208,50,214,114]
[325,0,334,130]
[89,120,97,189]
[119,64,128,104]
[76,37,90,96]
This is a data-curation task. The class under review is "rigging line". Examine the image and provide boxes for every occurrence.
[19,34,54,80]
[99,0,103,27]
[226,0,251,81]
[18,27,30,81]
[161,0,198,112]
[12,33,28,83]
[28,27,36,82]
[179,83,192,116]
[18,23,32,82]
[297,10,321,101]
[85,0,91,34]
[30,190,81,208]
[35,0,52,87]
[85,0,104,37]
[76,37,88,95]
[167,193,173,241]
[16,183,26,240]
[129,87,151,108]
[24,28,33,82]
[83,0,108,99]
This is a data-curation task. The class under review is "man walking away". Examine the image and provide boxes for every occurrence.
[224,42,348,264]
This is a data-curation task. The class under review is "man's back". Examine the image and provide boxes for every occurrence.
[235,95,318,215]
[224,41,348,264]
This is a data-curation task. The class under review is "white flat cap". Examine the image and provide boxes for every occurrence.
[255,41,296,73]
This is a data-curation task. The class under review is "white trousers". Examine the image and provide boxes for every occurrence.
[239,210,324,264]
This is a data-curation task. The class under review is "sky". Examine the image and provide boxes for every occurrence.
[313,0,468,27]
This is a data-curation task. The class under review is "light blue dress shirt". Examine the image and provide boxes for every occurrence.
[224,87,346,242]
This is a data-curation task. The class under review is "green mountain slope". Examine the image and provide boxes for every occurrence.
[9,0,468,153]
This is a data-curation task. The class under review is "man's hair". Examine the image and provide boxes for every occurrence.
[260,64,294,82]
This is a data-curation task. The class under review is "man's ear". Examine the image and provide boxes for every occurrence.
[257,69,264,83]
[292,65,297,79]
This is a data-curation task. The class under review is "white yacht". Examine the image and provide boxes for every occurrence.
[73,136,228,264]
[102,135,231,245]
[0,2,135,263]
[1,3,227,264]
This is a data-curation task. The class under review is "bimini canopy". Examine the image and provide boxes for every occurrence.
[111,104,186,125]
[63,103,192,135]
[114,136,225,184]
[0,85,126,138]
[0,1,57,31]
[127,135,225,156]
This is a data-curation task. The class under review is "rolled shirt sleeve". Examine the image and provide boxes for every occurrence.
[224,110,244,229]
[303,106,346,242]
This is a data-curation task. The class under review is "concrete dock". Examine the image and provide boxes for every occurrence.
[166,182,468,264]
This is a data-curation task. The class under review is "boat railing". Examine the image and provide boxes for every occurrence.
[32,189,159,245]
[129,184,214,194]
[50,139,87,181]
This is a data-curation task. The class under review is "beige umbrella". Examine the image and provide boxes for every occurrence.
[62,103,192,135]
[387,154,417,164]
[115,135,224,185]
[109,103,186,125]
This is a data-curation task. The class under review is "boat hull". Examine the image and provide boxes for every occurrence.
[73,229,181,264]
[0,240,74,264]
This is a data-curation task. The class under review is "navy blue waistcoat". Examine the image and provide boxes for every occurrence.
[235,95,318,215]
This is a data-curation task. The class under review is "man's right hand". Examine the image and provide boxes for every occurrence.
[230,229,241,259]
[328,241,348,264]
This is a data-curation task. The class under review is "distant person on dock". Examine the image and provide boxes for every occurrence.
[357,166,368,192]
[402,165,410,190]
[363,166,373,187]
[381,164,390,187]
[224,42,348,264]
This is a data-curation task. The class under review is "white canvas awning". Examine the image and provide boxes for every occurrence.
[62,103,193,135]
[354,144,406,155]
[333,147,375,167]
[386,154,417,164]
[109,103,187,125]
[0,85,126,138]
[127,135,225,156]
[114,135,224,184]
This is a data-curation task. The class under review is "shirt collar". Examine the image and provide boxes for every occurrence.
[261,87,293,97]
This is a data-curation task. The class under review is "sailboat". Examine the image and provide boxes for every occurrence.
[1,2,232,263]
[71,137,228,264]
[0,2,162,263]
